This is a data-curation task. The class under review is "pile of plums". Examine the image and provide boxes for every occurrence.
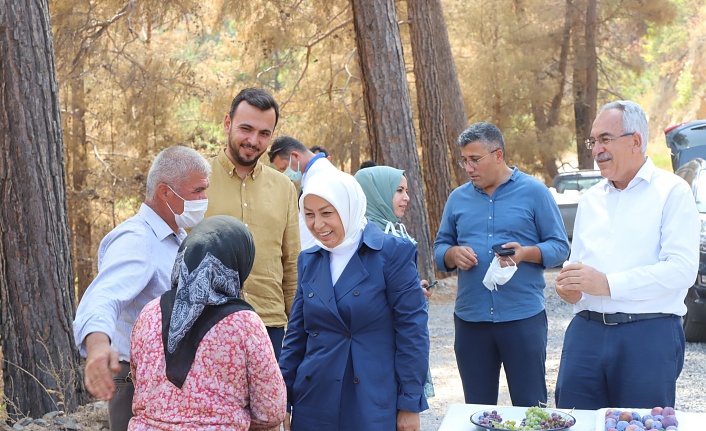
[604,406,678,431]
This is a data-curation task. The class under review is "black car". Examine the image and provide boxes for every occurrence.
[665,120,706,170]
[675,158,706,342]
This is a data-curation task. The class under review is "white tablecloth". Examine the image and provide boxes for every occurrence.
[438,403,705,431]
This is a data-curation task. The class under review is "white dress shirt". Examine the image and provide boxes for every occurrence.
[570,157,700,316]
[299,154,338,250]
[73,203,186,361]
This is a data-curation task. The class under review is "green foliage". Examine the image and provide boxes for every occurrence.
[675,67,695,108]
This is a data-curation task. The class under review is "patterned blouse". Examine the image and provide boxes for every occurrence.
[129,298,286,430]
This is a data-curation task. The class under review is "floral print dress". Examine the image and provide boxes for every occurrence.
[129,298,286,430]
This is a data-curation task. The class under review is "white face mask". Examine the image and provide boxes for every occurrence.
[166,185,208,229]
[482,256,517,291]
[283,154,302,182]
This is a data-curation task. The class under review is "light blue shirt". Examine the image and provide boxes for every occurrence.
[434,168,569,322]
[73,203,186,361]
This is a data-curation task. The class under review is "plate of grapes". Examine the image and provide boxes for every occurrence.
[470,406,577,430]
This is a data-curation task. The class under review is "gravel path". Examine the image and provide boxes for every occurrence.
[420,267,706,431]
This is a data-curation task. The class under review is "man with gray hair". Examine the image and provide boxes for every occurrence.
[555,101,700,409]
[73,146,210,431]
[433,122,569,407]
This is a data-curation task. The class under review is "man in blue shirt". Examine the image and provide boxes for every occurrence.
[434,122,569,406]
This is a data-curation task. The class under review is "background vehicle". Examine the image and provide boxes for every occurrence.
[551,169,603,193]
[674,158,706,342]
[665,120,706,170]
[549,170,603,239]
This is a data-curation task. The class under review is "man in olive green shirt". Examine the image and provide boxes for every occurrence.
[205,87,300,358]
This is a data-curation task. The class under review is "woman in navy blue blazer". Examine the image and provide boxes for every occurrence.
[279,170,429,431]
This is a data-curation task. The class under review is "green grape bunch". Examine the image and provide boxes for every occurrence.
[473,406,576,430]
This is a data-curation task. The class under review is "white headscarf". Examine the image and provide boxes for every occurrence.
[300,170,368,285]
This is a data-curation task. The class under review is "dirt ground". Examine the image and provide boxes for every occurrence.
[420,267,706,431]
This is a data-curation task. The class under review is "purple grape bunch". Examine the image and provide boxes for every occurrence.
[474,406,576,430]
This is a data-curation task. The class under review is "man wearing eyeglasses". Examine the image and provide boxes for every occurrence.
[554,100,700,410]
[434,122,569,407]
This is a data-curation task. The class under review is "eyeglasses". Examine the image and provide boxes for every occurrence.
[584,132,635,150]
[457,149,499,169]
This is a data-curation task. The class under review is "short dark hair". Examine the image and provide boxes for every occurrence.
[359,160,377,170]
[229,88,280,129]
[457,122,505,153]
[309,145,330,157]
[268,136,307,163]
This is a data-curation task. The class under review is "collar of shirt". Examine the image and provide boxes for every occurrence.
[304,152,326,175]
[216,149,263,180]
[601,156,652,192]
[138,203,186,243]
[470,166,519,196]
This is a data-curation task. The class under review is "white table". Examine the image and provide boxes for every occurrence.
[438,403,706,431]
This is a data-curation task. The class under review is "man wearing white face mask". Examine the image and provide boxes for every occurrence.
[268,135,338,250]
[434,122,569,407]
[73,146,210,431]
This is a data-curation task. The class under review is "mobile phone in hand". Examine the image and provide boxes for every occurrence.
[425,280,439,290]
[492,244,515,256]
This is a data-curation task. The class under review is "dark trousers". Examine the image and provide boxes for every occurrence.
[454,311,548,407]
[108,362,134,431]
[555,313,684,410]
[267,326,285,360]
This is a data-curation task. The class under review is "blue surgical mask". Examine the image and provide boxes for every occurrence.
[284,154,302,181]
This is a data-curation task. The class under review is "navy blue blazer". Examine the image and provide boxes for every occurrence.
[279,222,429,430]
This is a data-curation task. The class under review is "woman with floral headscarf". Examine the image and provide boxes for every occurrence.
[354,165,435,399]
[129,216,286,430]
[279,170,429,431]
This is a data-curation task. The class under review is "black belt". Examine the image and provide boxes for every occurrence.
[577,310,676,325]
[113,361,132,383]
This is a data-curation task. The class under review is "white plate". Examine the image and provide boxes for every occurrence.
[470,406,577,430]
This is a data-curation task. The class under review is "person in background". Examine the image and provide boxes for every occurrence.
[268,136,338,250]
[73,146,211,431]
[354,165,435,399]
[279,170,429,431]
[129,216,286,430]
[433,122,569,407]
[204,88,299,359]
[309,144,332,161]
[359,160,377,170]
[555,100,700,410]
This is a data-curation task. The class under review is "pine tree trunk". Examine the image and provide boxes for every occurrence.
[0,0,86,417]
[572,0,598,169]
[349,0,434,280]
[407,0,454,250]
[408,0,468,187]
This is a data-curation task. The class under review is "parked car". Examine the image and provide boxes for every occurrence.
[551,169,603,194]
[674,158,706,342]
[665,120,706,170]
[550,170,603,239]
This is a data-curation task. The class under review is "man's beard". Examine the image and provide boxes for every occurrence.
[229,139,263,167]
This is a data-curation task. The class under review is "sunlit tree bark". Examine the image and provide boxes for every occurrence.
[349,0,433,279]
[0,0,85,417]
[407,0,454,250]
